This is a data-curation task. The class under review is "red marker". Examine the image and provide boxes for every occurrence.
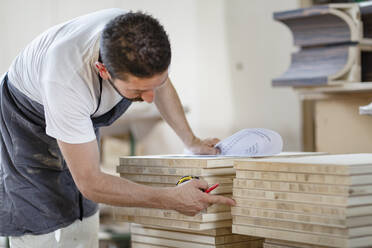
[205,183,219,193]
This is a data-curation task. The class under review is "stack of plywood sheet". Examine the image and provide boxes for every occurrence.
[232,153,372,248]
[114,155,263,247]
[262,239,330,248]
[114,153,319,229]
[114,155,237,230]
[131,224,263,248]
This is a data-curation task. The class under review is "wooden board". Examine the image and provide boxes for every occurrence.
[233,224,372,248]
[234,197,346,218]
[232,224,346,248]
[114,207,231,222]
[235,171,352,185]
[233,188,348,206]
[131,224,234,236]
[117,152,326,176]
[119,153,323,168]
[233,179,350,196]
[117,165,236,176]
[119,180,233,195]
[131,232,251,244]
[115,215,232,231]
[231,207,346,226]
[131,228,264,248]
[234,178,372,199]
[264,238,331,248]
[234,154,372,175]
[119,155,237,168]
[120,174,234,185]
[132,239,263,248]
[132,242,168,248]
[232,207,372,234]
[130,224,256,244]
[233,216,347,237]
[130,181,233,195]
[234,197,372,218]
[114,196,231,214]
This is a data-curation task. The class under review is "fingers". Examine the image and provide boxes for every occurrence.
[187,137,221,155]
[173,181,235,216]
[204,138,220,147]
[173,180,210,216]
[206,195,236,206]
[199,146,220,155]
[190,178,209,191]
[202,138,221,155]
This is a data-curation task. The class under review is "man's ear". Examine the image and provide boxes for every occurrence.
[95,62,111,80]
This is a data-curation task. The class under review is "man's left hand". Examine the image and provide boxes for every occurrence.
[186,137,220,155]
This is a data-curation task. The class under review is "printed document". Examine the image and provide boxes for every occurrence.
[215,128,283,157]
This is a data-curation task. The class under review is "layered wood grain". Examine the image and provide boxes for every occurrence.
[232,154,372,248]
[114,155,237,231]
[130,224,263,248]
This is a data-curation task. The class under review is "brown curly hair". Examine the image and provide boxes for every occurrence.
[100,11,171,80]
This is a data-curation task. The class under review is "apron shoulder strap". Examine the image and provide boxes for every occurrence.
[91,74,103,117]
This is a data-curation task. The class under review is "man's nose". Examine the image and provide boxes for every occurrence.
[141,90,154,103]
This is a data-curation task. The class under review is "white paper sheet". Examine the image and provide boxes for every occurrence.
[215,128,283,157]
[359,102,372,115]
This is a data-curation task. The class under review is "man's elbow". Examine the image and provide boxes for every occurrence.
[75,172,102,203]
[78,184,96,202]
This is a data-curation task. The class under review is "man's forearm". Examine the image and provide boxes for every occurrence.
[58,139,175,209]
[84,171,174,209]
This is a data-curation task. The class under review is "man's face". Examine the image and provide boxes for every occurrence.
[108,71,168,103]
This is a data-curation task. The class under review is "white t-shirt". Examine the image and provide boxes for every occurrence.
[8,8,125,144]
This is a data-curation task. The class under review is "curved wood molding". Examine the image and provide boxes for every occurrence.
[272,45,360,87]
[274,4,361,47]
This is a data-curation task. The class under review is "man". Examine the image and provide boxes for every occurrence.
[0,8,235,248]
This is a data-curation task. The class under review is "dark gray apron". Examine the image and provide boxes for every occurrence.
[0,74,132,236]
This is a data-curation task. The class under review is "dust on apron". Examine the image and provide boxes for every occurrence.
[0,73,132,236]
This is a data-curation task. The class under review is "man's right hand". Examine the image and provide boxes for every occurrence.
[169,179,236,216]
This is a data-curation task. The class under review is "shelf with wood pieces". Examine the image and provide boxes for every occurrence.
[273,3,372,47]
[272,3,372,87]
